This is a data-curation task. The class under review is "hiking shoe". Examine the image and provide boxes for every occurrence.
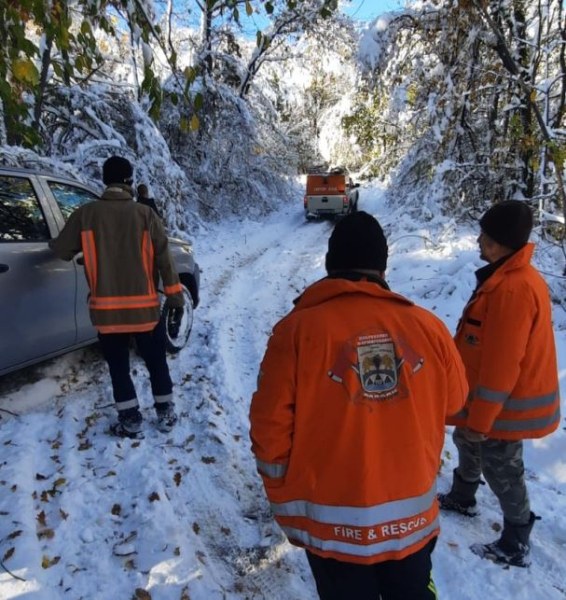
[156,406,178,433]
[109,420,143,439]
[470,540,530,568]
[438,493,478,517]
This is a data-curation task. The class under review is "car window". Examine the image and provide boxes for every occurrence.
[0,175,50,242]
[48,181,99,221]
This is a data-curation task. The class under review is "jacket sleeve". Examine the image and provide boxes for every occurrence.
[440,326,469,417]
[149,213,184,307]
[48,209,82,261]
[249,318,296,492]
[466,285,534,433]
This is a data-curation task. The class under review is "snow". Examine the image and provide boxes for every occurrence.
[0,184,565,599]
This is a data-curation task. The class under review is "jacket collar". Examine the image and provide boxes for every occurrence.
[476,243,534,292]
[293,276,413,311]
[327,270,390,290]
[101,184,134,201]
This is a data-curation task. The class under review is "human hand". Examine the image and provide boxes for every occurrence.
[462,427,487,442]
[167,306,184,338]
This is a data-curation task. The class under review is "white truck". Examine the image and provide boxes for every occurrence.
[304,167,360,220]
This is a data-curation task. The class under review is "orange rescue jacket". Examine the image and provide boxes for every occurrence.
[448,243,560,439]
[249,277,467,565]
[50,185,183,334]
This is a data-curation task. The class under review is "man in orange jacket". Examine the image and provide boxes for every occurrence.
[250,212,468,600]
[439,200,560,568]
[50,156,184,438]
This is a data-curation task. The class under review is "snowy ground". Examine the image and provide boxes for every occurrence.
[0,184,565,599]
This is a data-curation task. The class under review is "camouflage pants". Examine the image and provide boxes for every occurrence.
[453,427,531,525]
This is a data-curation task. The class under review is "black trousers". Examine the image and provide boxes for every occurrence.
[98,319,173,418]
[306,538,438,600]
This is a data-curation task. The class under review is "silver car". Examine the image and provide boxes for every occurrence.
[0,167,200,376]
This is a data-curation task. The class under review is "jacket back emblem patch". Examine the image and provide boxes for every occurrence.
[329,332,422,403]
[358,338,398,394]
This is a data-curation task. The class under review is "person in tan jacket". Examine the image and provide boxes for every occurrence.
[250,212,468,600]
[439,200,560,568]
[50,156,184,437]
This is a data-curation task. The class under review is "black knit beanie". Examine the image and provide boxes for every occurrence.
[326,211,388,273]
[102,156,134,185]
[479,200,533,250]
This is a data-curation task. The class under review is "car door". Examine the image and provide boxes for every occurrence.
[40,178,101,343]
[0,174,77,374]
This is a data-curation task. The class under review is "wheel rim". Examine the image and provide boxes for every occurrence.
[162,285,194,351]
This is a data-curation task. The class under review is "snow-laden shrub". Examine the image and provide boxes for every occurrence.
[160,77,299,220]
[28,84,202,238]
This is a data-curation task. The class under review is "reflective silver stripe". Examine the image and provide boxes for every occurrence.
[115,398,139,411]
[493,407,561,432]
[281,517,439,557]
[271,482,437,527]
[504,390,559,411]
[476,386,509,404]
[256,459,287,479]
[154,393,173,405]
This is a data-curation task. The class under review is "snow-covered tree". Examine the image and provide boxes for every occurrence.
[349,0,566,221]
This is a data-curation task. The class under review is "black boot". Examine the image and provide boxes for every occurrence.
[471,512,538,568]
[438,469,481,517]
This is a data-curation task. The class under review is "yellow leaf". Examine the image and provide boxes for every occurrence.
[41,555,60,569]
[190,115,200,131]
[11,59,39,85]
[37,528,55,540]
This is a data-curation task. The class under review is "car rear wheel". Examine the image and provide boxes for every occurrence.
[161,284,194,354]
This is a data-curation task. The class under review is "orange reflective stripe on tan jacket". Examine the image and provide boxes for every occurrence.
[250,277,468,565]
[50,185,183,333]
[448,243,560,439]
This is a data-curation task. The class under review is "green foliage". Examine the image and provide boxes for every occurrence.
[342,91,399,176]
[548,141,566,170]
[0,0,105,145]
[0,0,341,148]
